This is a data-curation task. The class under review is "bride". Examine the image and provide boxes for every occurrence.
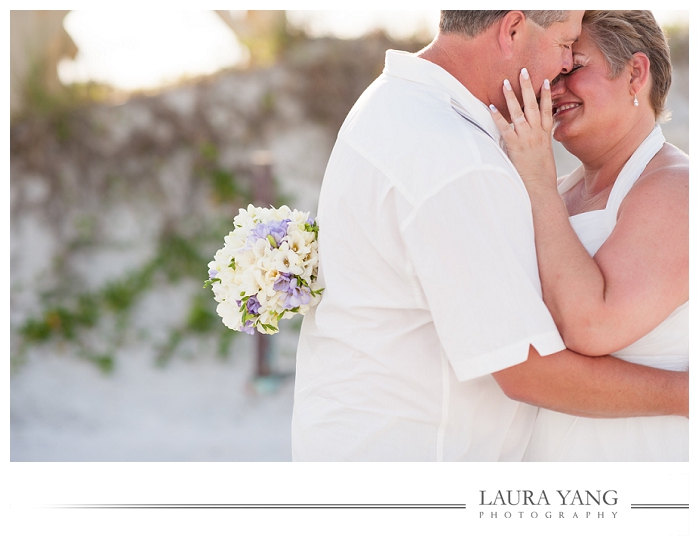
[490,10,688,461]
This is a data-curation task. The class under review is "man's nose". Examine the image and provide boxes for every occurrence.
[560,50,574,74]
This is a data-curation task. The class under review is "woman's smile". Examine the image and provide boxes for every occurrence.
[552,102,581,117]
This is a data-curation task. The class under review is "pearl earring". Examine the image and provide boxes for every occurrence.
[633,94,639,107]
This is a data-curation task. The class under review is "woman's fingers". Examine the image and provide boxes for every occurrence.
[490,69,554,141]
[488,103,515,141]
[539,78,553,133]
[519,68,541,128]
[502,78,528,128]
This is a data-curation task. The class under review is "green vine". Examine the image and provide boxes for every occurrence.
[11,144,257,373]
[13,231,239,373]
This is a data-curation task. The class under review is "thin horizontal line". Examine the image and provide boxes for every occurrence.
[631,504,688,509]
[47,504,466,510]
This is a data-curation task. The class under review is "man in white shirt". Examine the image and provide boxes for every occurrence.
[291,10,688,461]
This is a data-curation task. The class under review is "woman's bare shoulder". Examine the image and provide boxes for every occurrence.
[616,144,687,222]
[647,143,688,174]
[633,143,688,194]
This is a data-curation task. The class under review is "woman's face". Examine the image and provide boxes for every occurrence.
[550,28,631,145]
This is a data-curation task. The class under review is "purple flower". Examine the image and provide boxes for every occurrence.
[241,320,255,335]
[282,277,311,310]
[246,295,261,315]
[248,219,290,248]
[273,272,293,292]
[273,273,311,309]
[209,268,218,279]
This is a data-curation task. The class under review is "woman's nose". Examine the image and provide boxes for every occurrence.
[550,75,567,97]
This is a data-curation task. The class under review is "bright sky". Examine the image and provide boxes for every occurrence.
[58,10,245,90]
[58,10,690,92]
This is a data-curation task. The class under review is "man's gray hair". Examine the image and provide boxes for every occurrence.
[440,11,570,37]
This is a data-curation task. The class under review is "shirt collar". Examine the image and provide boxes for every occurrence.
[383,50,504,148]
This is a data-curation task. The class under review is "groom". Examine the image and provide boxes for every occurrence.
[291,10,687,461]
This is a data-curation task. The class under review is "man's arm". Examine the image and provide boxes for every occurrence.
[492,346,688,418]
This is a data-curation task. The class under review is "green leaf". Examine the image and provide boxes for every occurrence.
[203,278,221,289]
[302,221,319,236]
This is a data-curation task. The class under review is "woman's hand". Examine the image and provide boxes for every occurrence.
[489,68,558,192]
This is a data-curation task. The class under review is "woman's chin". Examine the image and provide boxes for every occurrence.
[552,125,569,144]
[552,119,580,145]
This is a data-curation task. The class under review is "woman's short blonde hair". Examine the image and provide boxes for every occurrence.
[582,11,672,120]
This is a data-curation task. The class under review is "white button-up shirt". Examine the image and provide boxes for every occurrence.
[291,50,565,461]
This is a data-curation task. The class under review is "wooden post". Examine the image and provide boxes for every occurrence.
[251,150,274,378]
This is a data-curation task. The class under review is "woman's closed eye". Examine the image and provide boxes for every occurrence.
[551,64,584,86]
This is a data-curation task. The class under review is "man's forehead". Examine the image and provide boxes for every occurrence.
[547,18,582,41]
[565,11,584,35]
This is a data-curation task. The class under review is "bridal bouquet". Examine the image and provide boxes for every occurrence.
[205,205,323,334]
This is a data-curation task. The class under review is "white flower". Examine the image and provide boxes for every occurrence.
[266,291,285,313]
[223,230,245,250]
[217,301,242,330]
[251,237,271,259]
[273,243,304,275]
[289,209,309,224]
[286,229,312,258]
[263,266,282,287]
[239,268,260,297]
[302,254,319,280]
[236,249,256,270]
[269,205,290,221]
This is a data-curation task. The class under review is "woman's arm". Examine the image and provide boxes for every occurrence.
[526,167,687,355]
[489,70,688,356]
[493,345,688,418]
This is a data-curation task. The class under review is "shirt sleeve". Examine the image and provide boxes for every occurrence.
[399,165,565,381]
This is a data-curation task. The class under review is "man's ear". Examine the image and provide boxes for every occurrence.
[497,10,527,58]
[629,52,651,96]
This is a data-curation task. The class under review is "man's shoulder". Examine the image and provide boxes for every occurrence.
[342,97,511,197]
[341,77,506,168]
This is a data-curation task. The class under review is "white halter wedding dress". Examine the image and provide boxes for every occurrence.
[523,125,689,461]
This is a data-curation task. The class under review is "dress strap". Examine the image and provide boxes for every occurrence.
[605,125,665,221]
[557,165,584,194]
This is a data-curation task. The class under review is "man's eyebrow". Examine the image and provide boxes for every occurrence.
[559,35,578,45]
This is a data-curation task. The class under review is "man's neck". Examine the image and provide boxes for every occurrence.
[417,32,499,109]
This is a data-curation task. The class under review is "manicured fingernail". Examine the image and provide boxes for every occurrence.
[504,79,512,91]
[521,68,529,80]
[489,104,497,112]
[543,79,550,90]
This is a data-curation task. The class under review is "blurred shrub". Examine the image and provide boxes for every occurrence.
[13,228,241,372]
[289,30,428,135]
[665,24,689,66]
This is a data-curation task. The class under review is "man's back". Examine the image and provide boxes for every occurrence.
[291,51,564,461]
